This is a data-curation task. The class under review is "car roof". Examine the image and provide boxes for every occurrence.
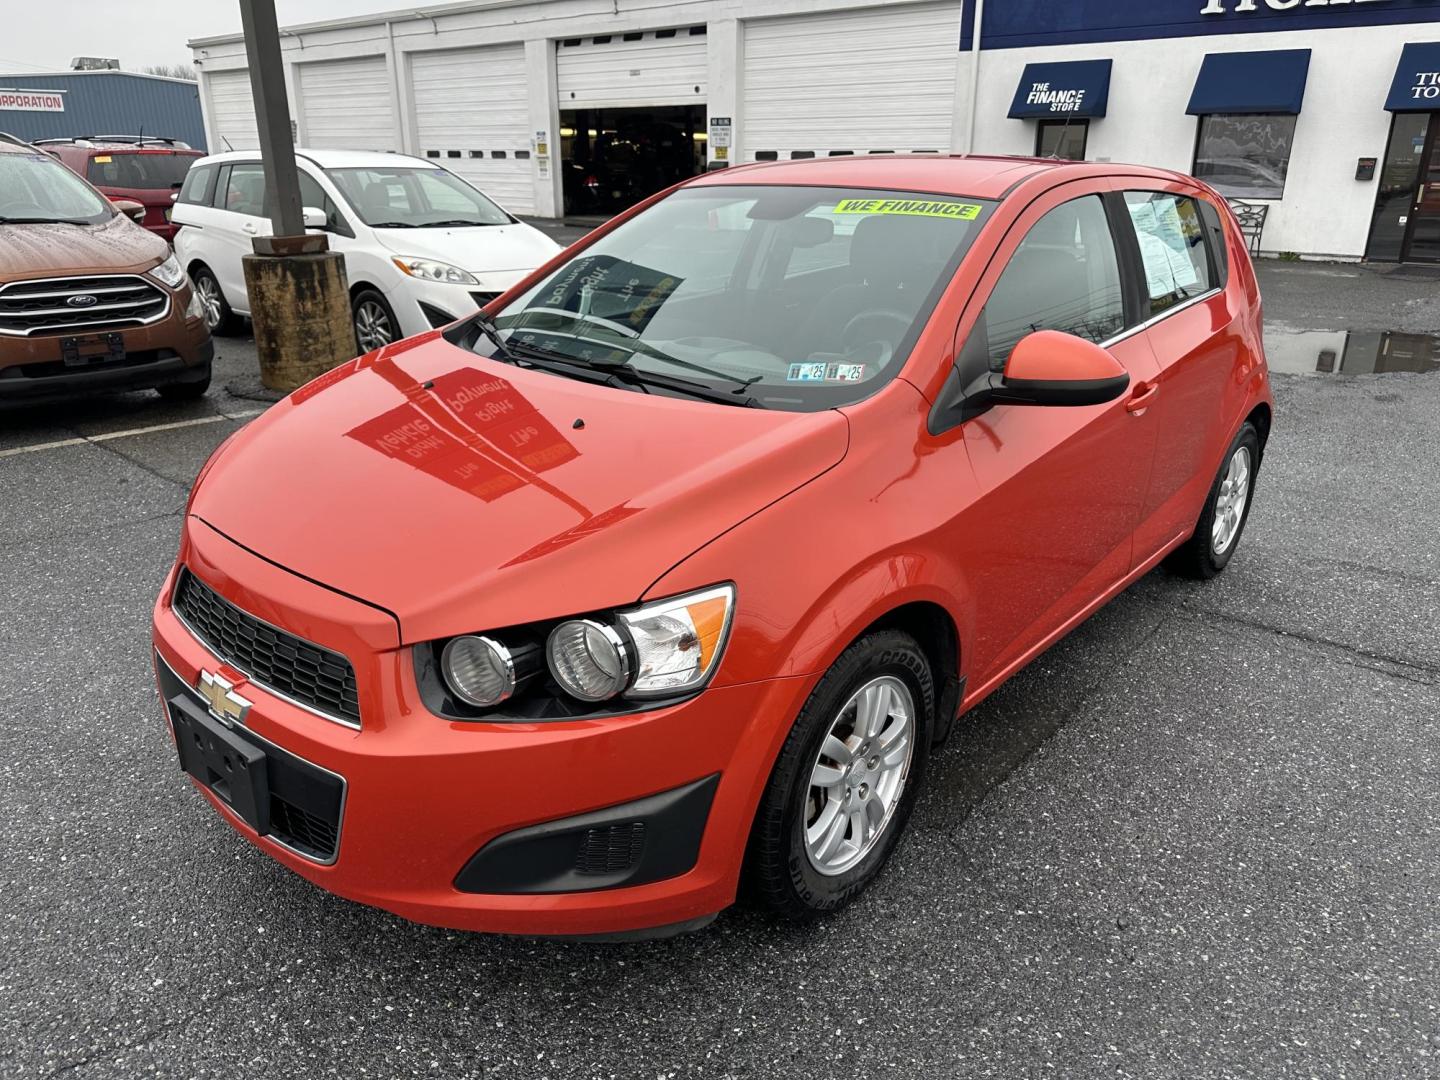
[193,147,439,170]
[689,154,1196,201]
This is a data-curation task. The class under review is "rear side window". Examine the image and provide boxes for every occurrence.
[87,151,197,190]
[982,194,1126,371]
[1198,198,1229,287]
[178,163,217,206]
[222,163,268,217]
[1123,191,1218,316]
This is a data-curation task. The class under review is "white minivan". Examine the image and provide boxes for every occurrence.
[171,148,563,349]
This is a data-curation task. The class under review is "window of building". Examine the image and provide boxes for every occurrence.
[1192,114,1296,201]
[982,194,1125,370]
[1036,119,1088,161]
[1123,191,1218,316]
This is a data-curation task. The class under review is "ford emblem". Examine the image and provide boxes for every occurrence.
[66,294,99,308]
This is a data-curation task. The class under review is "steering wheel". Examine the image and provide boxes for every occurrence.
[840,309,912,368]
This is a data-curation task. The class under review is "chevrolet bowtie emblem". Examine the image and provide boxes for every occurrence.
[199,670,252,727]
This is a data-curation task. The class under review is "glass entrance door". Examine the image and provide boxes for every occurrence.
[1404,118,1440,262]
[1366,113,1432,262]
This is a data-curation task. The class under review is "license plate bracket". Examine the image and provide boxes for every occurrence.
[60,332,126,368]
[168,694,272,835]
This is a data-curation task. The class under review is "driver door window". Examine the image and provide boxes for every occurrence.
[982,194,1125,371]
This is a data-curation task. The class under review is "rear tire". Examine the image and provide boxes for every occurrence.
[191,265,243,337]
[746,629,933,920]
[1166,421,1261,580]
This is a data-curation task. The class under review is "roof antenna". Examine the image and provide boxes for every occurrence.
[222,135,234,152]
[1051,99,1078,161]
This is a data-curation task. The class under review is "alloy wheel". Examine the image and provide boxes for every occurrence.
[354,299,394,352]
[195,275,222,331]
[1211,445,1252,556]
[804,675,915,876]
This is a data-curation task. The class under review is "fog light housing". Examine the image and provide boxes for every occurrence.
[547,619,631,702]
[441,635,517,707]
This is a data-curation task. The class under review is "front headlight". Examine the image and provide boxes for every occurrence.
[391,256,480,286]
[419,583,736,718]
[616,584,734,698]
[149,252,185,289]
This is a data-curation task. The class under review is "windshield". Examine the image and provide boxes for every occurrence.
[0,151,113,224]
[87,151,198,190]
[483,185,995,411]
[327,166,512,228]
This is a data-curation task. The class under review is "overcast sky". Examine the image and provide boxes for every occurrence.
[1,1,403,74]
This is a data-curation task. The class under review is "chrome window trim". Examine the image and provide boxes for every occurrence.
[1101,287,1222,349]
[155,649,348,867]
[0,273,171,337]
[170,573,364,731]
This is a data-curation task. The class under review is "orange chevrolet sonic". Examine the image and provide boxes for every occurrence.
[152,156,1273,939]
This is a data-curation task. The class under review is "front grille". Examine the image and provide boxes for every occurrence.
[173,570,362,727]
[575,822,646,875]
[0,275,169,337]
[270,794,339,860]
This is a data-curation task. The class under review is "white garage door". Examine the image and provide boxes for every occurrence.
[742,2,963,160]
[556,27,707,109]
[205,69,259,152]
[410,44,535,215]
[298,56,399,151]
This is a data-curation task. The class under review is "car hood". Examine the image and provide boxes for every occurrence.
[191,334,849,644]
[0,213,166,278]
[373,222,563,278]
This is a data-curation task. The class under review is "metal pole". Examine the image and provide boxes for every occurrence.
[239,0,303,239]
[965,0,985,154]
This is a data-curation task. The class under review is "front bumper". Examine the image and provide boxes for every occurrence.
[0,297,211,402]
[151,518,811,936]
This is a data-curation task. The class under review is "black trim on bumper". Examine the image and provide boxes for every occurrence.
[454,774,720,895]
[0,339,213,402]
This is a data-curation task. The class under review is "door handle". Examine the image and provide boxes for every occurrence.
[1125,381,1160,414]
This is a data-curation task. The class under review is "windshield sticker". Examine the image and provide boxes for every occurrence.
[787,362,867,383]
[832,198,982,222]
[92,155,112,163]
[531,254,683,335]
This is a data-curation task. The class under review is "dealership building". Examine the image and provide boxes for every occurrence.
[0,70,206,149]
[189,0,1440,262]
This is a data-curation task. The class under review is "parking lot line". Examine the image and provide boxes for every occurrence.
[0,409,266,460]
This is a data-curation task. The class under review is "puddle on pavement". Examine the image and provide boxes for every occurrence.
[1265,329,1440,376]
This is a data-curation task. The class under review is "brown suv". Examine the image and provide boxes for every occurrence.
[0,132,212,404]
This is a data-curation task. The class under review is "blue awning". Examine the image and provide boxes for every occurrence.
[1008,60,1113,119]
[1386,42,1440,112]
[1186,49,1311,115]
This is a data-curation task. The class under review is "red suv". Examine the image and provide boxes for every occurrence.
[153,156,1273,938]
[40,137,200,242]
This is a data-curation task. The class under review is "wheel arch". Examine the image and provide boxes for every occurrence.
[1245,401,1272,457]
[852,600,963,746]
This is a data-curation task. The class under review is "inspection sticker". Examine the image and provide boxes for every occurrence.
[787,362,867,383]
[832,198,982,221]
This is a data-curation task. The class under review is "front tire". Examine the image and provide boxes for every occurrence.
[1167,421,1261,579]
[190,265,243,337]
[352,288,399,353]
[746,629,934,920]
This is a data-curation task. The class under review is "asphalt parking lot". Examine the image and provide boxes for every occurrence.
[2,260,1438,1078]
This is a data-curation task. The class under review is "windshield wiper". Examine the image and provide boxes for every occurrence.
[0,216,89,225]
[367,220,417,228]
[421,218,495,228]
[512,309,765,397]
[502,337,765,408]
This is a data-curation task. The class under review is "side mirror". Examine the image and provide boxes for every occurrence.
[112,198,145,224]
[302,205,328,230]
[990,330,1130,407]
